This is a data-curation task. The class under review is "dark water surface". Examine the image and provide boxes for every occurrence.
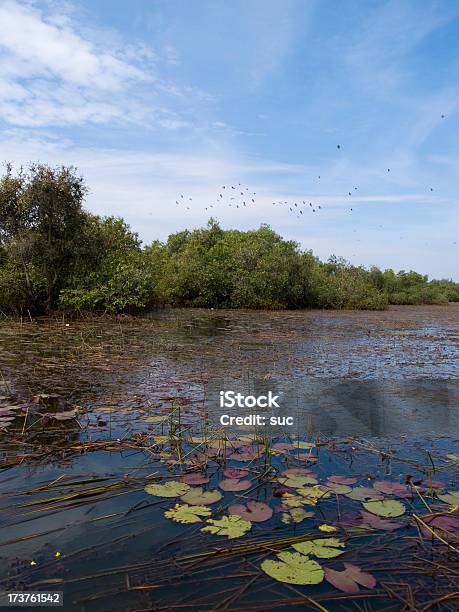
[0,306,457,611]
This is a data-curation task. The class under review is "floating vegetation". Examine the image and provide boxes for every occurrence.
[261,551,324,585]
[164,503,212,524]
[180,487,223,505]
[292,537,346,559]
[324,562,376,593]
[228,501,273,522]
[144,481,190,498]
[201,515,252,539]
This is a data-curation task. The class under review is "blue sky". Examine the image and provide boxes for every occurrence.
[0,0,458,278]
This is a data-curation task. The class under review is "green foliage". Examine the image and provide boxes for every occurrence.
[0,163,457,314]
[312,257,388,310]
[368,268,456,305]
[60,216,156,313]
[0,163,90,312]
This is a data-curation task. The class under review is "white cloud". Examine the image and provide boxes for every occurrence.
[0,1,195,128]
[0,1,146,88]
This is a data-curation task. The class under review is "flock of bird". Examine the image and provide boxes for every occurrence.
[173,125,444,221]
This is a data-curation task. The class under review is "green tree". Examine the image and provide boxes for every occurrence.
[0,163,89,311]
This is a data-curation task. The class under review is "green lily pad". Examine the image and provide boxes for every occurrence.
[280,475,318,488]
[281,508,314,524]
[297,485,331,500]
[282,494,311,508]
[362,499,406,517]
[144,481,190,498]
[446,454,459,463]
[293,537,345,558]
[201,515,252,539]
[438,491,459,506]
[180,487,222,505]
[261,551,324,585]
[164,503,211,524]
[324,482,353,495]
[143,415,166,422]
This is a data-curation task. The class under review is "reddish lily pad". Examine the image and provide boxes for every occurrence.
[328,475,358,485]
[281,468,316,477]
[223,468,249,479]
[418,513,459,543]
[359,510,402,531]
[373,481,412,497]
[219,478,252,492]
[228,500,273,522]
[180,472,210,485]
[325,563,376,593]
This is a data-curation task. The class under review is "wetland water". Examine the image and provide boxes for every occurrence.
[0,306,458,611]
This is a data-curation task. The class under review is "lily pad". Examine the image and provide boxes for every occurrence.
[280,475,318,489]
[180,472,210,485]
[261,551,324,585]
[325,563,376,593]
[281,468,316,477]
[223,468,249,479]
[228,500,273,522]
[144,481,190,498]
[418,513,459,543]
[164,503,212,524]
[360,510,402,531]
[328,475,357,485]
[446,454,459,463]
[180,487,222,505]
[293,537,345,558]
[297,485,331,500]
[201,515,251,539]
[279,475,318,488]
[362,499,406,518]
[373,481,412,497]
[438,491,459,506]
[219,478,251,492]
[282,494,314,508]
[319,524,338,533]
[281,508,314,524]
[324,482,352,495]
[346,487,383,501]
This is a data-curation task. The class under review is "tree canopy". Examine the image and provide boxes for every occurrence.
[0,163,457,314]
